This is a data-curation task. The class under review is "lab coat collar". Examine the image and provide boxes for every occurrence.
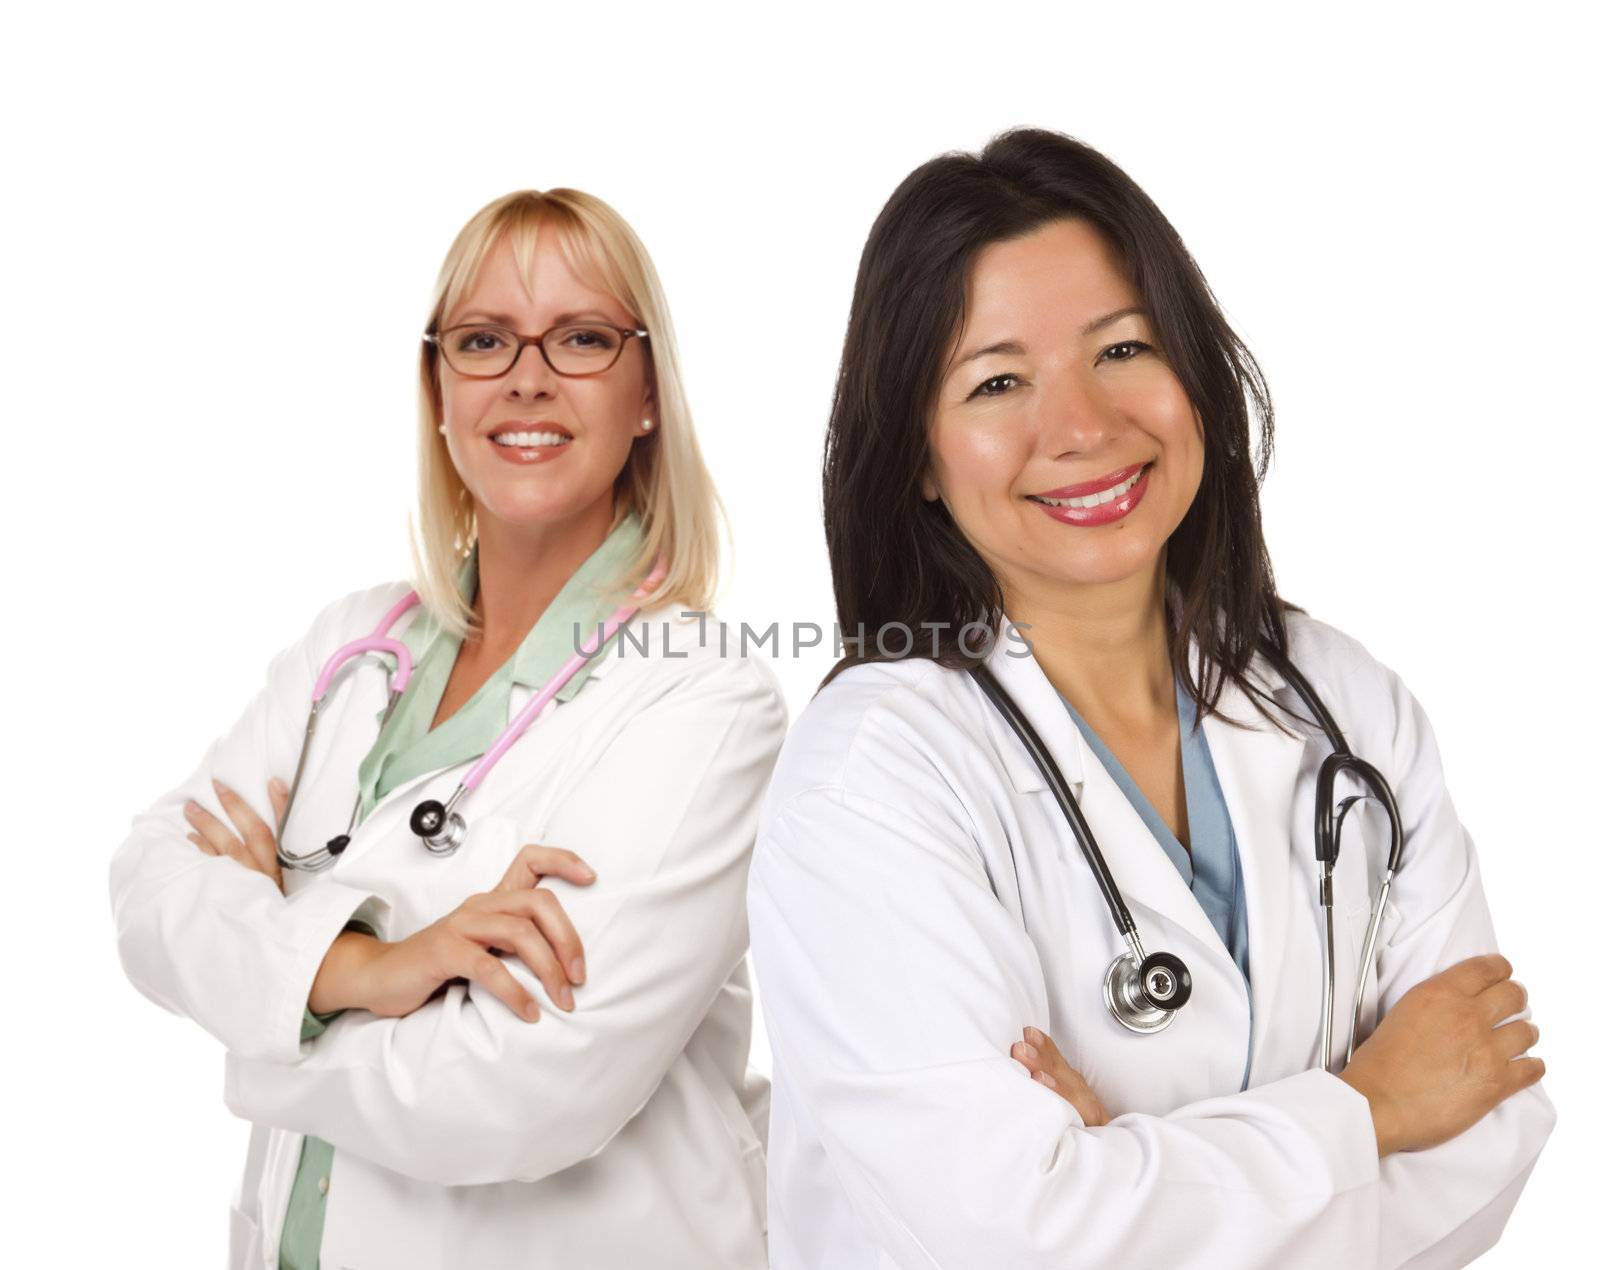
[977,616,1315,1021]
[980,618,1313,801]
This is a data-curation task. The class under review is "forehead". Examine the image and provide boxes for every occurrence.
[963,217,1138,330]
[447,230,629,326]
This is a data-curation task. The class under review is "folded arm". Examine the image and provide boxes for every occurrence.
[109,591,393,1062]
[749,785,1384,1270]
[223,658,787,1186]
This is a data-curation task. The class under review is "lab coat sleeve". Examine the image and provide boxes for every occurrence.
[221,655,788,1187]
[108,593,392,1065]
[1356,666,1556,1268]
[748,783,1385,1270]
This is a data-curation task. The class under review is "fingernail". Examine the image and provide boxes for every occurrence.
[1023,1026,1039,1042]
[578,866,597,881]
[559,986,574,1011]
[1019,1044,1037,1061]
[1039,1073,1057,1089]
[570,956,585,984]
[523,1000,540,1021]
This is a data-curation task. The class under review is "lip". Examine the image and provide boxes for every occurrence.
[1034,462,1147,500]
[486,420,574,466]
[488,420,573,440]
[1029,462,1152,527]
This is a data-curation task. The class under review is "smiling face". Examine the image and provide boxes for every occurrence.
[435,229,653,540]
[923,216,1204,614]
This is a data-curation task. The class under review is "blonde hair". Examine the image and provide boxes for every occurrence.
[409,188,723,638]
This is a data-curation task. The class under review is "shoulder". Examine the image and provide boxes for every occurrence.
[762,656,987,822]
[302,579,418,643]
[602,600,790,729]
[1273,609,1427,767]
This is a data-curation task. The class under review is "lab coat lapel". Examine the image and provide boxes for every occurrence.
[981,628,1240,978]
[327,651,621,873]
[1199,658,1317,1083]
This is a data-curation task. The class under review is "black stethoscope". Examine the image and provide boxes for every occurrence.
[969,641,1405,1073]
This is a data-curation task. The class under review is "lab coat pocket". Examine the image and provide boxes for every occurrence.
[1339,899,1379,1061]
[227,1202,263,1270]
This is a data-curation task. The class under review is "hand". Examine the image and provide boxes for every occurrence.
[185,778,290,892]
[1337,953,1545,1157]
[1011,1025,1110,1127]
[309,843,598,1022]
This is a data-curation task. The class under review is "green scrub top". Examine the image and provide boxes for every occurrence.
[277,512,645,1270]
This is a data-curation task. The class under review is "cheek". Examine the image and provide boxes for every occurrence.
[440,376,497,429]
[930,415,1028,508]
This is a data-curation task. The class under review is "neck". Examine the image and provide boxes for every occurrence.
[1002,557,1174,728]
[469,496,617,655]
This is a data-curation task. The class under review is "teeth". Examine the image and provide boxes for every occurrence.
[492,431,571,448]
[1034,466,1144,509]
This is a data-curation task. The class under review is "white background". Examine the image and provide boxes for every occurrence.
[5,1,1593,1263]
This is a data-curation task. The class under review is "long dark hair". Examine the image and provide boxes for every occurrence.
[820,126,1292,722]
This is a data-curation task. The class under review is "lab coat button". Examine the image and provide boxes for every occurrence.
[317,1176,329,1197]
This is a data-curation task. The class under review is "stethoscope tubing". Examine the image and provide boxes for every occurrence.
[275,557,668,870]
[972,638,1406,1074]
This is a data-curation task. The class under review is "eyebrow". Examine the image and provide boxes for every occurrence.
[453,308,619,328]
[949,305,1149,372]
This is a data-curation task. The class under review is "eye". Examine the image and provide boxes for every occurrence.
[968,372,1022,400]
[559,326,619,350]
[455,327,510,352]
[1100,340,1152,363]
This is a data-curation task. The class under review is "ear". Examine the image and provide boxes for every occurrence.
[920,470,940,502]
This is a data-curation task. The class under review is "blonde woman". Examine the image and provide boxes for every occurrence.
[110,190,786,1270]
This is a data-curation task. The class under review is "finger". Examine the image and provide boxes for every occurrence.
[1011,1041,1042,1073]
[527,889,586,984]
[455,944,541,1022]
[1023,1025,1061,1059]
[1506,1054,1547,1093]
[1492,1019,1540,1061]
[472,913,573,1011]
[493,888,586,985]
[188,832,219,856]
[1443,953,1513,995]
[496,844,598,893]
[213,779,278,874]
[184,800,242,856]
[1032,1070,1058,1091]
[1479,978,1530,1024]
[268,777,290,825]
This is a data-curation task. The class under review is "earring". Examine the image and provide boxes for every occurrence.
[641,418,654,432]
[438,424,447,435]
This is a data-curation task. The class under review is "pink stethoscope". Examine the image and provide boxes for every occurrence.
[274,558,668,872]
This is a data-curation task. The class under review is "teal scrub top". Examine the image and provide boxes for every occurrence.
[1057,674,1255,1086]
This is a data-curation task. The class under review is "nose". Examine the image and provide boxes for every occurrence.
[1038,365,1118,457]
[503,340,560,400]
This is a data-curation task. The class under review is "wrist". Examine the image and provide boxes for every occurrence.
[1337,1069,1399,1158]
[308,930,383,1015]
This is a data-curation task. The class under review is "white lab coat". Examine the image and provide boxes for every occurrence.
[747,611,1555,1269]
[110,582,788,1270]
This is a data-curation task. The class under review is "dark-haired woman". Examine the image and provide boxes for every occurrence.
[747,130,1554,1268]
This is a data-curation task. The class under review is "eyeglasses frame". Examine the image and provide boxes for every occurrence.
[423,320,650,379]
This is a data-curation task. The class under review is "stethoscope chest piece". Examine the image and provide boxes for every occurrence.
[410,798,467,857]
[1103,947,1193,1034]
